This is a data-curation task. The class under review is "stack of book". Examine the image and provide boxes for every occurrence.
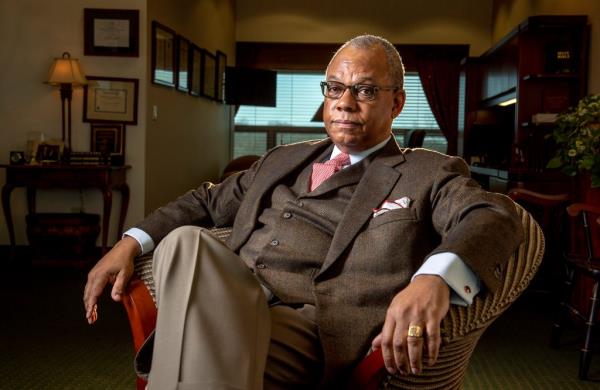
[68,152,108,165]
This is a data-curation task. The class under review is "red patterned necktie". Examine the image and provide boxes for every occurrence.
[310,152,351,191]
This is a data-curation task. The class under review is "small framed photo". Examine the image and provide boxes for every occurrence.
[215,51,227,102]
[152,21,176,87]
[84,8,139,57]
[189,44,202,96]
[176,35,190,92]
[91,123,125,159]
[34,140,64,164]
[201,50,217,100]
[83,76,139,125]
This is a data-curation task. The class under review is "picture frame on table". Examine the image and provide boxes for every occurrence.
[84,8,139,57]
[90,123,125,163]
[176,35,191,92]
[83,76,139,125]
[189,44,202,96]
[32,139,64,164]
[151,21,176,87]
[215,50,227,102]
[201,50,217,100]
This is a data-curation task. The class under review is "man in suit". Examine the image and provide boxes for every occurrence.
[84,35,522,389]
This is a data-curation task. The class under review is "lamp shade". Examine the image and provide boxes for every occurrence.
[46,52,87,86]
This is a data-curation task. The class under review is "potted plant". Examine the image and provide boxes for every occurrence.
[547,94,600,189]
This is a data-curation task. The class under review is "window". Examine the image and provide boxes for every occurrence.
[234,72,446,157]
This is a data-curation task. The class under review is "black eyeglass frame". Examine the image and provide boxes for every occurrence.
[320,81,400,102]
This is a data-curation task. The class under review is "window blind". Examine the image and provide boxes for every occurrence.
[235,72,439,130]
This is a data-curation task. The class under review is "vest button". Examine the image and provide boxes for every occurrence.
[282,212,292,219]
[256,263,266,269]
[297,201,304,207]
[270,239,279,246]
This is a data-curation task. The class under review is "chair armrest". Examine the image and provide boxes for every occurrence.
[360,202,544,389]
[566,203,600,218]
[122,277,157,352]
[348,349,385,390]
[508,188,569,206]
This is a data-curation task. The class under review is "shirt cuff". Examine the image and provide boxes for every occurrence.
[412,252,480,306]
[123,227,155,255]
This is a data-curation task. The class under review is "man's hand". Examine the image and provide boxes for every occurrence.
[83,236,140,324]
[371,275,450,376]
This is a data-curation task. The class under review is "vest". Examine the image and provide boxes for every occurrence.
[238,147,371,305]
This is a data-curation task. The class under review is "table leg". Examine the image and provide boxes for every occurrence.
[26,187,36,215]
[117,184,130,240]
[2,184,16,259]
[102,189,113,255]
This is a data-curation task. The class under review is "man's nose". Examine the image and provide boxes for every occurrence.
[335,88,358,111]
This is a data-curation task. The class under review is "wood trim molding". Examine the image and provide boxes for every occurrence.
[235,42,469,72]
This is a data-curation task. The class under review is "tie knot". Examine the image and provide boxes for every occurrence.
[309,152,351,191]
[326,152,350,168]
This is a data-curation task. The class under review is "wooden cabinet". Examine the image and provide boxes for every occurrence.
[459,15,589,193]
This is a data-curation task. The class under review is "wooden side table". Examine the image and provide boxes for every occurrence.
[1,164,131,257]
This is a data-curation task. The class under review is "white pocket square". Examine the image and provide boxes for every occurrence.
[372,196,412,217]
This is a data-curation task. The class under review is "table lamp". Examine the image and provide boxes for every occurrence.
[46,52,87,153]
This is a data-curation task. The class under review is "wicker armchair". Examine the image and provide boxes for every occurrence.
[122,202,543,389]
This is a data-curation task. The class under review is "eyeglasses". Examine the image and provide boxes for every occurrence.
[320,81,399,102]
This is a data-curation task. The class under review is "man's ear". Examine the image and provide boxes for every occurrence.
[391,89,406,118]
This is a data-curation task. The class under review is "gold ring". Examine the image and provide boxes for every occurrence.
[407,325,424,338]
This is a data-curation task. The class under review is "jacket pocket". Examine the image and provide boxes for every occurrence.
[368,208,417,228]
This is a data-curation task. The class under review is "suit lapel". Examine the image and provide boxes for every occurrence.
[316,140,406,279]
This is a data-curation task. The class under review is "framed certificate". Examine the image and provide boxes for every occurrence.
[83,76,139,124]
[201,50,217,100]
[151,21,176,87]
[189,44,202,96]
[176,35,191,92]
[84,8,139,57]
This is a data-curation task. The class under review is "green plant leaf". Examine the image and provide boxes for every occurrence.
[546,156,563,169]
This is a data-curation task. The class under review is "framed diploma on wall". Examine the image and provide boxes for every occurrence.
[84,8,139,57]
[151,21,176,87]
[189,44,202,96]
[201,50,217,100]
[83,76,139,125]
[176,35,191,92]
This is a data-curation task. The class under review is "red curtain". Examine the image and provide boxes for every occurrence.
[415,46,468,156]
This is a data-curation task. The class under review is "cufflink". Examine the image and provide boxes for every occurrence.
[464,286,471,294]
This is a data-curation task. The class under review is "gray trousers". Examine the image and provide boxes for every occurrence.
[147,226,323,390]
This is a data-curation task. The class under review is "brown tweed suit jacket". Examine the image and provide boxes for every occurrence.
[137,137,523,382]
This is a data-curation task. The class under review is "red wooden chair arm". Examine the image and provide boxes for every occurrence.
[348,349,386,390]
[122,278,157,352]
[508,188,570,207]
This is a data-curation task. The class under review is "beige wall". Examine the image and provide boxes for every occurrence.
[0,0,235,246]
[0,0,147,246]
[492,0,600,93]
[236,0,494,56]
[145,0,235,213]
